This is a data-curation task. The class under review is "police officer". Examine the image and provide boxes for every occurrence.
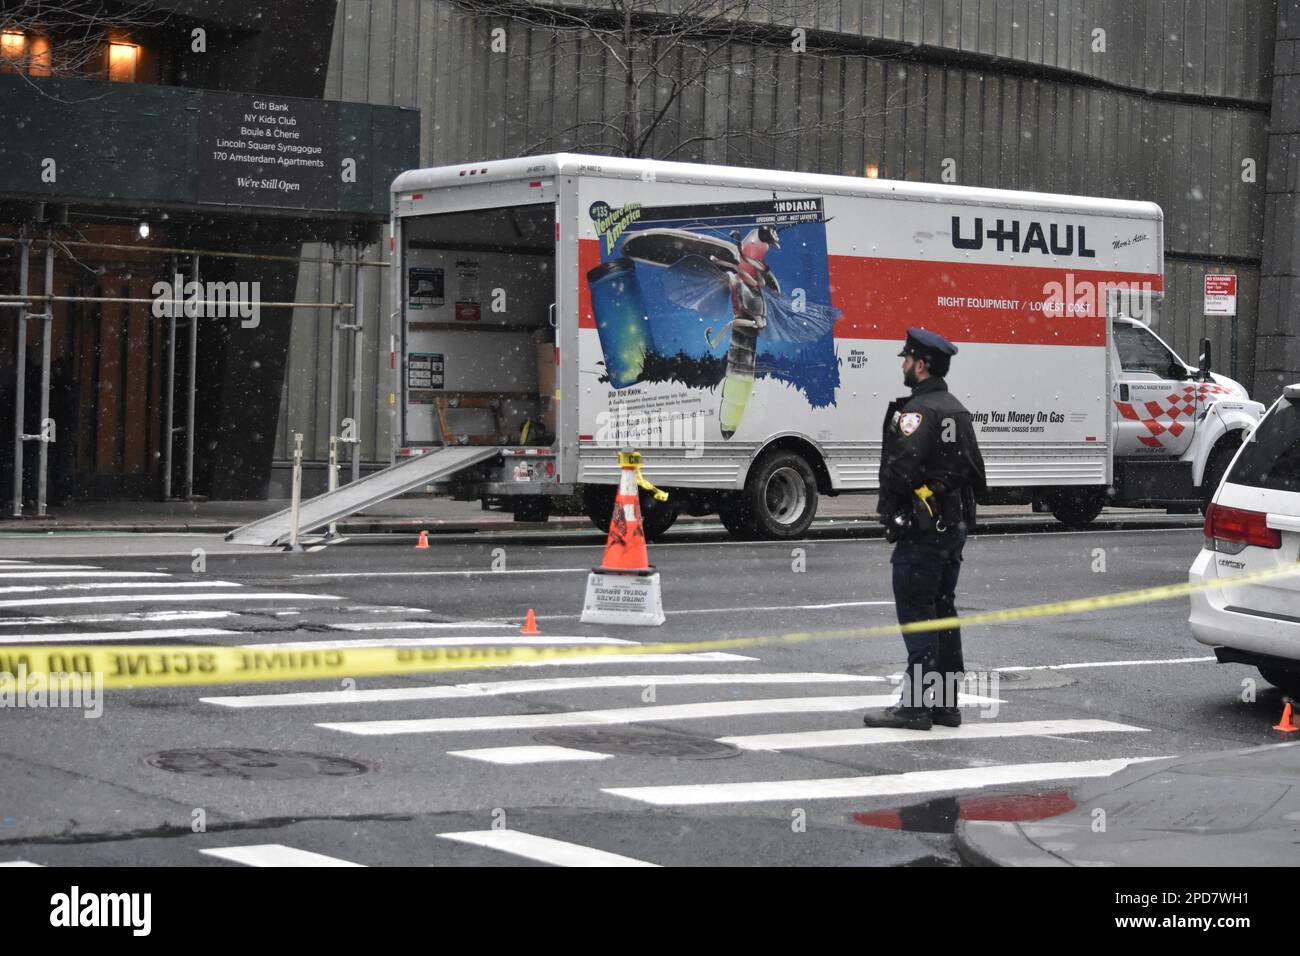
[863,327,987,731]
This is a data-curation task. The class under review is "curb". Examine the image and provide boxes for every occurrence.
[954,820,1071,867]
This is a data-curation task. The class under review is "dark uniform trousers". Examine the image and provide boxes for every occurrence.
[892,523,966,709]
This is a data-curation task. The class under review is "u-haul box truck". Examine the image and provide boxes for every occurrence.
[388,154,1263,539]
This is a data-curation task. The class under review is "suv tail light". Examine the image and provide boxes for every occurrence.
[1204,503,1282,554]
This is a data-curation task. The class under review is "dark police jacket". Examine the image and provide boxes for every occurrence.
[878,376,987,530]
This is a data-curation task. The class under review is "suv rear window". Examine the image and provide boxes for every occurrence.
[1228,398,1300,493]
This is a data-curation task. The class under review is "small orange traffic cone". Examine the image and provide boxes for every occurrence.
[1273,701,1298,733]
[415,530,429,549]
[595,457,652,574]
[520,608,541,636]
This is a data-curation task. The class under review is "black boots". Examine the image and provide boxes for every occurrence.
[930,707,962,728]
[862,706,933,731]
[861,705,963,730]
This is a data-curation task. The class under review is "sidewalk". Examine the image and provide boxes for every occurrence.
[0,494,1198,536]
[956,740,1300,866]
[0,494,1198,537]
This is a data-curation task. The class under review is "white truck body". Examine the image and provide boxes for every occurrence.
[388,154,1262,535]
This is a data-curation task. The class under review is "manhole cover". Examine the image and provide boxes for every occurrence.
[534,728,740,759]
[146,748,369,780]
[984,669,1077,691]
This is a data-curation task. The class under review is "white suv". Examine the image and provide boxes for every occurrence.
[1189,384,1300,696]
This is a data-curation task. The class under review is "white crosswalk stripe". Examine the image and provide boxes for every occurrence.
[0,571,170,580]
[437,830,658,867]
[603,757,1171,806]
[0,580,245,594]
[330,620,514,630]
[200,844,365,867]
[0,561,341,643]
[719,718,1149,751]
[317,693,1003,736]
[449,746,614,765]
[241,635,641,650]
[202,672,887,708]
[0,592,339,609]
[0,627,239,644]
[0,610,236,627]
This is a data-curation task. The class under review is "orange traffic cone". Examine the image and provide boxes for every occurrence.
[1273,701,1298,733]
[415,530,429,549]
[520,608,541,636]
[594,457,652,574]
[581,451,666,627]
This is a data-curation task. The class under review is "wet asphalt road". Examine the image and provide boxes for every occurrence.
[0,521,1285,867]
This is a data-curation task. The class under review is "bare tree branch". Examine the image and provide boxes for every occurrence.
[0,0,171,101]
[456,0,914,165]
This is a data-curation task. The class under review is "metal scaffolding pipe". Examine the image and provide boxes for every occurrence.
[327,244,341,482]
[11,233,29,517]
[163,256,177,501]
[185,256,198,499]
[0,235,388,268]
[351,243,366,485]
[0,294,355,310]
[36,238,53,516]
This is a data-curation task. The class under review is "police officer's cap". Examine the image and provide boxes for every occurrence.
[898,327,958,362]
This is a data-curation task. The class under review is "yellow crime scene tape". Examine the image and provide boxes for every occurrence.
[1,561,1298,692]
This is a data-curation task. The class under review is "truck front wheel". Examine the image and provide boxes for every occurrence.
[1047,489,1105,529]
[1200,437,1243,515]
[735,451,819,540]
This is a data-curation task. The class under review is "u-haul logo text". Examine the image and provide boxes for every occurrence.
[952,216,1096,258]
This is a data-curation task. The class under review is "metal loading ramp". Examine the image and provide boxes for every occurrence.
[226,446,501,546]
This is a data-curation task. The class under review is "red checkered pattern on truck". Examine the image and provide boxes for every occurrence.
[1114,382,1234,448]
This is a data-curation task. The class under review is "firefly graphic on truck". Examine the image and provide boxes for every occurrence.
[585,196,842,440]
[621,226,841,437]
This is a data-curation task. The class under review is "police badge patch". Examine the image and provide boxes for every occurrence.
[899,412,923,436]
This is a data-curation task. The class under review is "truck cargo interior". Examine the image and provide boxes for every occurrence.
[401,203,556,453]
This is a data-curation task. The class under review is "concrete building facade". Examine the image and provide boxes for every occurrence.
[275,0,1292,491]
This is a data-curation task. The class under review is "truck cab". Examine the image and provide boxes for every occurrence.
[1090,316,1262,521]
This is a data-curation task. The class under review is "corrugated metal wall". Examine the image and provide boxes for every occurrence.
[274,0,1276,468]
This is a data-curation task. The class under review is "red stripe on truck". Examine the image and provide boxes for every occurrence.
[575,238,1160,347]
[826,256,1161,346]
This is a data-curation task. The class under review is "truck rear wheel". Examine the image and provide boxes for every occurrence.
[581,485,679,542]
[1047,489,1105,529]
[1259,667,1300,698]
[717,495,758,539]
[512,497,551,522]
[734,450,819,540]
